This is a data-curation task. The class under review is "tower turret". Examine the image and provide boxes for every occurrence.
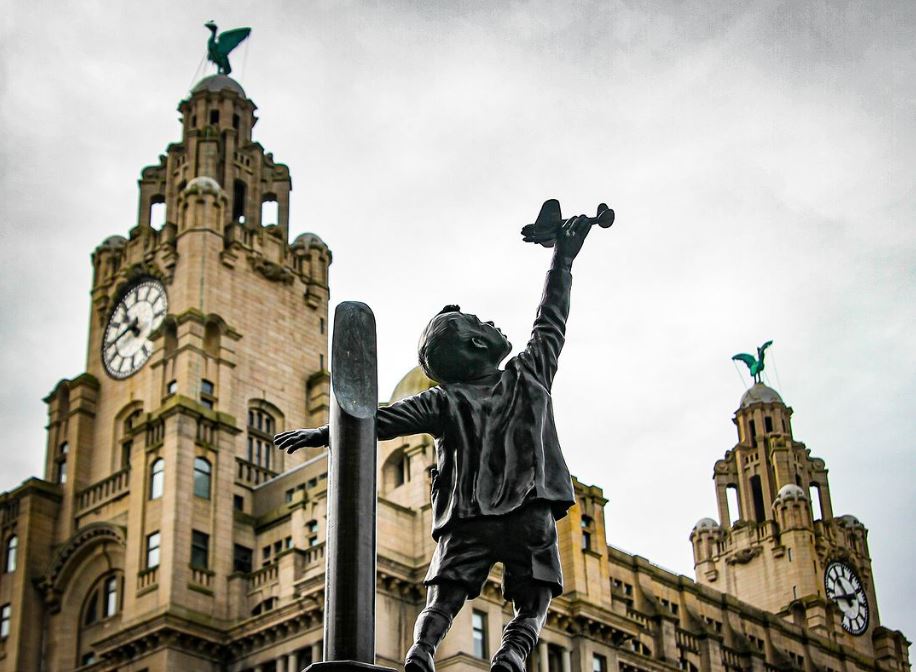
[691,379,889,656]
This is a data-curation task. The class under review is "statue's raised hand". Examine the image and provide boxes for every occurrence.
[274,428,327,454]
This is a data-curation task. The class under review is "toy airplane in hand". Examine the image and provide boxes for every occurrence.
[521,199,615,247]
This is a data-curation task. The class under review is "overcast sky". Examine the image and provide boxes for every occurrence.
[2,0,913,640]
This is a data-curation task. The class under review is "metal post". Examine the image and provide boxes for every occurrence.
[325,302,379,664]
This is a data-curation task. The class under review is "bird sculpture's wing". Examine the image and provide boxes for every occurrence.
[732,353,757,373]
[216,27,252,57]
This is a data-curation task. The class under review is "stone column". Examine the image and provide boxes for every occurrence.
[538,642,549,672]
[288,652,299,672]
[562,647,572,672]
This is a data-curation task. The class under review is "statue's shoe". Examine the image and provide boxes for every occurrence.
[491,648,525,672]
[405,643,436,672]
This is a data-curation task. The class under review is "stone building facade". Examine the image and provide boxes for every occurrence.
[0,75,909,672]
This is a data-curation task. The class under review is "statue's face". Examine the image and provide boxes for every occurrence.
[452,313,512,366]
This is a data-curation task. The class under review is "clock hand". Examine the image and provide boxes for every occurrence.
[111,316,140,343]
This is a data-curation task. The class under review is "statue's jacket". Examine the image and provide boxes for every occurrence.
[378,268,577,540]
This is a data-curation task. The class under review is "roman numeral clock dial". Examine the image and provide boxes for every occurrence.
[824,561,869,635]
[102,279,168,379]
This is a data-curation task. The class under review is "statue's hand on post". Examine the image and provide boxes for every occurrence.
[273,428,328,453]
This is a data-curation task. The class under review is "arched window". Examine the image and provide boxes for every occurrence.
[193,457,212,499]
[261,197,278,226]
[247,408,276,470]
[4,536,17,573]
[149,459,164,499]
[56,442,69,484]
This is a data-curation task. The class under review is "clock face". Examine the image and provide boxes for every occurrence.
[824,561,869,635]
[102,279,168,379]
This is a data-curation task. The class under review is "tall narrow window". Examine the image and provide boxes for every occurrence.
[233,180,247,223]
[749,419,757,442]
[5,536,17,573]
[261,198,279,226]
[146,532,161,569]
[472,610,488,658]
[57,442,69,484]
[0,604,10,639]
[726,485,740,524]
[149,197,166,231]
[200,379,215,410]
[764,416,774,433]
[247,407,277,470]
[149,459,164,500]
[103,576,118,617]
[750,475,766,523]
[809,484,823,520]
[191,530,210,569]
[193,457,212,499]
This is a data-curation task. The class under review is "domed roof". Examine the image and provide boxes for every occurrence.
[183,176,223,196]
[191,74,246,97]
[837,514,864,528]
[97,235,127,250]
[692,517,721,532]
[774,484,807,502]
[292,232,329,250]
[740,382,783,408]
[389,366,436,403]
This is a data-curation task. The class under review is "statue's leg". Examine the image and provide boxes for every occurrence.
[405,581,469,672]
[492,503,562,672]
[492,583,552,672]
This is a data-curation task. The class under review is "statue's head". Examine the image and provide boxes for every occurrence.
[418,306,512,384]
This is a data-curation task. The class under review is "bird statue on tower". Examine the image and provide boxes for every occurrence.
[204,21,251,75]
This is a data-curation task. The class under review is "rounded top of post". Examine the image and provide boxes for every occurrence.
[331,302,378,418]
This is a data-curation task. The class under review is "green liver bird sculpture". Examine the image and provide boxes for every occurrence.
[732,340,774,383]
[205,22,252,76]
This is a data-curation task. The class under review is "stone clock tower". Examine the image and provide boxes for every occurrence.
[0,74,332,671]
[690,383,904,666]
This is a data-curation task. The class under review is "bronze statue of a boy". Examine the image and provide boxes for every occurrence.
[275,213,594,672]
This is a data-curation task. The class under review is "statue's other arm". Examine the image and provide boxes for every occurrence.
[273,389,442,453]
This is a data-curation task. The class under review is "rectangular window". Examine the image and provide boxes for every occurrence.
[0,603,9,639]
[209,109,220,124]
[593,654,608,672]
[472,610,487,658]
[582,530,592,551]
[103,575,118,617]
[307,520,319,534]
[233,544,253,573]
[262,546,271,565]
[146,532,161,569]
[191,530,210,569]
[166,379,177,395]
[233,494,244,512]
[200,379,215,410]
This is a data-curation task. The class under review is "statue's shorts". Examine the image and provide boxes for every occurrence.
[424,501,563,601]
